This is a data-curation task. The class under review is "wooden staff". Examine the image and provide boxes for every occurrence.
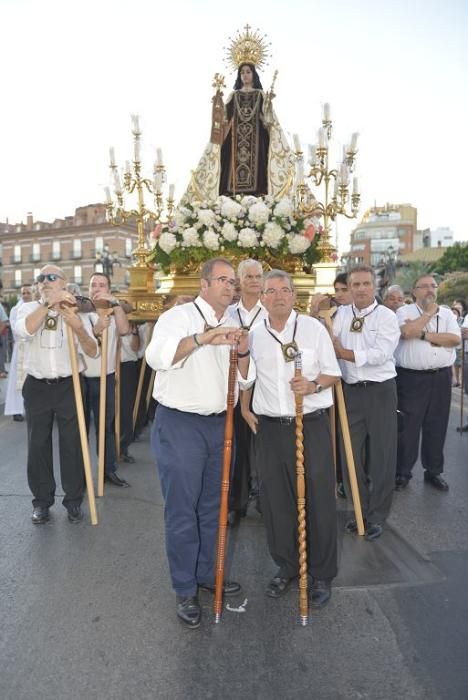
[115,337,121,461]
[329,389,337,473]
[98,325,108,497]
[214,345,238,624]
[65,323,98,525]
[460,337,465,432]
[133,354,147,432]
[321,308,365,536]
[145,369,156,411]
[294,352,308,626]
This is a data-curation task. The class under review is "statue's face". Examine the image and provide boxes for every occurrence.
[240,64,253,87]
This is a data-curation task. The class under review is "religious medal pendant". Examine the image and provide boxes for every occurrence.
[282,340,299,362]
[350,317,364,333]
[45,315,58,331]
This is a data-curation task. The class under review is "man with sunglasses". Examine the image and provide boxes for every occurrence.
[394,274,460,491]
[145,257,253,629]
[15,265,98,525]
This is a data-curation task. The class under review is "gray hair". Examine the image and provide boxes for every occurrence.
[348,264,376,283]
[237,258,263,280]
[263,269,294,290]
[384,284,404,299]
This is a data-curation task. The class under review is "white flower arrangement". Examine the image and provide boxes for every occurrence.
[149,195,322,272]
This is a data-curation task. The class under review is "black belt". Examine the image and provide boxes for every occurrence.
[30,375,72,384]
[398,367,449,375]
[345,380,380,387]
[161,405,226,418]
[260,409,326,425]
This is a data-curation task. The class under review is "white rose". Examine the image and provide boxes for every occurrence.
[221,222,238,241]
[248,201,271,225]
[198,208,217,227]
[158,232,178,255]
[203,229,220,250]
[262,221,284,249]
[238,227,259,248]
[181,227,201,248]
[220,197,243,220]
[173,210,187,228]
[274,197,294,218]
[241,195,258,208]
[287,234,311,254]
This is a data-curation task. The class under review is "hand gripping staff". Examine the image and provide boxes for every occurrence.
[294,352,309,626]
[214,344,238,623]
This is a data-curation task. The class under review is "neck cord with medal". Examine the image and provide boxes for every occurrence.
[237,306,261,331]
[42,300,59,331]
[264,313,299,362]
[193,301,223,332]
[350,301,378,333]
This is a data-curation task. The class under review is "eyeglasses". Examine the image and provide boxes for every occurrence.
[209,276,236,287]
[414,284,438,290]
[263,287,293,296]
[36,273,65,283]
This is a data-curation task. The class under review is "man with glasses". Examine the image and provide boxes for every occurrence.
[145,258,253,629]
[15,265,98,525]
[394,275,460,491]
[247,270,340,608]
[227,258,266,526]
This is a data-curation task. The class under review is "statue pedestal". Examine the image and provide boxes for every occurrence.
[313,262,338,294]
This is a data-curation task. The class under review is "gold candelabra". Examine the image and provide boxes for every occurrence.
[104,115,175,273]
[293,103,360,262]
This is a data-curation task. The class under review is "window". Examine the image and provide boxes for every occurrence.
[52,240,61,261]
[32,242,40,262]
[33,268,41,281]
[15,269,22,288]
[74,265,82,285]
[13,244,21,263]
[95,237,104,253]
[72,239,82,259]
[125,238,133,257]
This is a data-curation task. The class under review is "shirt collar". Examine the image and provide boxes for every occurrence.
[194,295,229,324]
[237,298,264,314]
[265,309,297,331]
[352,299,378,316]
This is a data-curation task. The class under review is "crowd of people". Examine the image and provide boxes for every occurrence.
[0,257,463,629]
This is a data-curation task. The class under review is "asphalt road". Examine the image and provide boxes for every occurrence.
[1,382,467,700]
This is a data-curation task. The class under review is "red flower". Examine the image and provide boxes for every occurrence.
[151,223,163,240]
[304,224,316,241]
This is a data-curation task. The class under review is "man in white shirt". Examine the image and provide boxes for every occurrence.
[82,273,130,487]
[227,258,267,525]
[15,265,98,525]
[383,285,405,313]
[4,285,32,421]
[245,269,341,608]
[333,265,400,541]
[395,275,460,491]
[146,258,252,629]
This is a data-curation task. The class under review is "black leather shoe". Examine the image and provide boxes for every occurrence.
[228,510,241,527]
[337,482,347,499]
[199,580,241,596]
[456,424,468,432]
[67,505,84,524]
[13,414,24,422]
[122,451,135,464]
[365,523,383,541]
[32,507,49,525]
[424,472,449,491]
[266,575,292,598]
[344,518,359,534]
[309,578,332,608]
[105,472,131,487]
[176,596,201,629]
[395,475,409,491]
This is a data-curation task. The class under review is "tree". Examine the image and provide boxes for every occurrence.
[394,261,433,294]
[431,242,468,275]
[437,271,468,306]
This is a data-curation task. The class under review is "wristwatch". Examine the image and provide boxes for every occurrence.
[110,300,120,308]
[311,380,323,394]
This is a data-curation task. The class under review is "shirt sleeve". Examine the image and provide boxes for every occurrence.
[14,303,38,340]
[316,323,342,376]
[354,309,401,368]
[444,310,462,337]
[145,307,191,371]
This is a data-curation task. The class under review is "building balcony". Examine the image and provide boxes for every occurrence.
[10,256,21,264]
[71,252,82,260]
[30,254,41,263]
[51,253,61,261]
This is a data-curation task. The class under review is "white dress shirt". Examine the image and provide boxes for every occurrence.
[395,303,460,370]
[15,301,97,379]
[146,296,254,415]
[81,312,117,377]
[249,311,341,416]
[120,332,139,363]
[228,298,267,330]
[333,301,400,383]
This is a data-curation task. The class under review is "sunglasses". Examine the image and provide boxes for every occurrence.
[36,273,64,283]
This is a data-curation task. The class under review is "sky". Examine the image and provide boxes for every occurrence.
[1,0,467,252]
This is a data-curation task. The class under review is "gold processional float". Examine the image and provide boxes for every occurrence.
[104,24,361,320]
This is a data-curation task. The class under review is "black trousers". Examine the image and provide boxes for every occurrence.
[119,360,138,451]
[83,374,116,474]
[23,374,85,508]
[229,402,253,513]
[255,411,337,581]
[396,366,451,478]
[341,379,397,525]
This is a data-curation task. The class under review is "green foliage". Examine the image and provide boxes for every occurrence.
[437,272,468,306]
[394,262,433,294]
[431,242,468,275]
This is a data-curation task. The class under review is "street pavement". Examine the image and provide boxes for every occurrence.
[0,371,467,700]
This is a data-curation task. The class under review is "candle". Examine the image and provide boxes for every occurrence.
[154,172,162,192]
[114,171,122,194]
[334,174,340,196]
[104,186,112,204]
[308,144,317,165]
[134,138,141,162]
[353,176,359,195]
[350,132,359,151]
[156,148,163,166]
[323,102,331,122]
[318,128,327,149]
[296,159,304,183]
[340,162,348,184]
[109,147,116,167]
[131,114,140,133]
[168,183,175,200]
[125,160,131,175]
[293,133,301,152]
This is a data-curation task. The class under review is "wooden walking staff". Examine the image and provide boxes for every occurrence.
[294,352,309,626]
[132,323,155,432]
[320,307,365,537]
[460,337,466,432]
[214,345,238,624]
[65,322,98,525]
[114,337,121,461]
[98,325,108,497]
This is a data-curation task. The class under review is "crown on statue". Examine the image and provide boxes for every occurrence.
[224,24,271,71]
